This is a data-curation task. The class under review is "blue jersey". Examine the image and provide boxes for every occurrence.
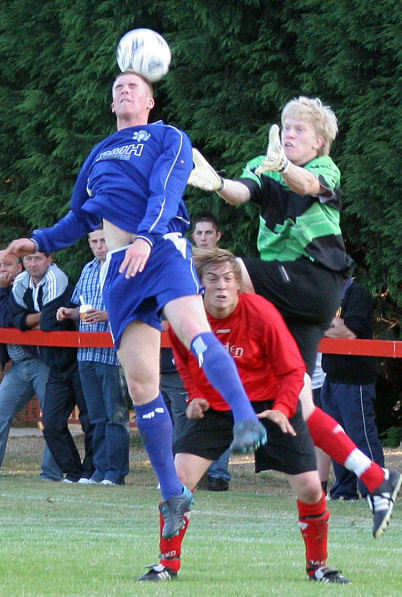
[31,121,193,252]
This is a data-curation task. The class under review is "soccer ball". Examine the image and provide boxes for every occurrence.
[116,28,171,83]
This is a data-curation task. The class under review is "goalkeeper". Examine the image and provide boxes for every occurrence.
[189,96,352,378]
[187,96,401,539]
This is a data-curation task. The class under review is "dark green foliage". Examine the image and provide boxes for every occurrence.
[0,0,400,432]
[0,0,400,303]
[380,426,402,448]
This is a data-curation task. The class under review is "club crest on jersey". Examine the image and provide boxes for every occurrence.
[132,130,151,142]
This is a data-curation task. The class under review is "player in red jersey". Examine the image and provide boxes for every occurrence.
[137,248,350,584]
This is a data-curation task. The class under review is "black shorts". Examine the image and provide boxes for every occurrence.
[241,257,344,375]
[174,401,317,476]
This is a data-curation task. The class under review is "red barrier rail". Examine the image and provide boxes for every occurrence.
[0,328,401,357]
[3,328,400,427]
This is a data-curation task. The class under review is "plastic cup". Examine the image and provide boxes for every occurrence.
[79,304,93,322]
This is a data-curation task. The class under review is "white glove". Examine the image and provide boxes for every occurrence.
[187,148,224,192]
[255,124,289,175]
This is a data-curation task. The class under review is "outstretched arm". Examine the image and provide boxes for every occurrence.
[188,148,251,205]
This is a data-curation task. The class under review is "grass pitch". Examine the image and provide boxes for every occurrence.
[0,474,401,597]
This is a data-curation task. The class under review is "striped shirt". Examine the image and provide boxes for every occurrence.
[71,258,119,365]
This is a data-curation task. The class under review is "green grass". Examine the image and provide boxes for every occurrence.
[0,475,401,597]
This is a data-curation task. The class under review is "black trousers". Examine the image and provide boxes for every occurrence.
[242,256,345,376]
[42,362,94,481]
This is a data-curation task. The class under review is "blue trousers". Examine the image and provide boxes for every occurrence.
[78,362,129,484]
[321,380,384,498]
[0,359,62,480]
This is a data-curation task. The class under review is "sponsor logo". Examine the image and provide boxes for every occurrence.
[142,406,165,420]
[97,143,144,161]
[223,341,244,358]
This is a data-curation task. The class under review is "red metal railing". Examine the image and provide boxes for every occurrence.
[1,328,400,426]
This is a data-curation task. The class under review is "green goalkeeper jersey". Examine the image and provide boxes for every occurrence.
[240,154,352,273]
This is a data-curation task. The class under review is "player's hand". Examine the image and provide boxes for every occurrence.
[255,125,289,175]
[186,398,210,419]
[119,238,151,278]
[187,148,223,192]
[4,238,36,258]
[257,408,296,436]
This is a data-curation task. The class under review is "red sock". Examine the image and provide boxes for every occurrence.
[307,407,385,492]
[159,508,191,573]
[297,493,329,576]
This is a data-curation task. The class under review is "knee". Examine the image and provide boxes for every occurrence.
[111,404,129,426]
[175,460,196,491]
[42,412,65,432]
[297,477,323,504]
[126,377,159,404]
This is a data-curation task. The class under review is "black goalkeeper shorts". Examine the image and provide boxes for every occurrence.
[174,401,317,476]
[241,256,344,376]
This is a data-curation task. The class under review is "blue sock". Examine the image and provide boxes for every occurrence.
[190,332,257,422]
[135,394,183,500]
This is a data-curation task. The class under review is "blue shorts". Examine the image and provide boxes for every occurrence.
[101,234,201,349]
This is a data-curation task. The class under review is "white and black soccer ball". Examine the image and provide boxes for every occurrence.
[116,28,171,83]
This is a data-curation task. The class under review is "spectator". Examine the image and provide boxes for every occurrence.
[0,250,61,481]
[191,212,221,249]
[57,226,130,486]
[9,252,94,483]
[321,278,385,500]
[191,213,230,491]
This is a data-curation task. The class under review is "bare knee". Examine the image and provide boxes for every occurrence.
[175,453,211,491]
[289,471,323,504]
[125,377,159,405]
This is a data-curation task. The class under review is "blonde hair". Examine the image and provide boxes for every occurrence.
[193,248,242,282]
[281,96,338,156]
[112,69,154,97]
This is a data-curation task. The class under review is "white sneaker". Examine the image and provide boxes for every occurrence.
[100,480,118,486]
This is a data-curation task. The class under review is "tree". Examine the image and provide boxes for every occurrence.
[0,0,400,311]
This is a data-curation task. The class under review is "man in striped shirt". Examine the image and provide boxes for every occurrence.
[57,227,130,485]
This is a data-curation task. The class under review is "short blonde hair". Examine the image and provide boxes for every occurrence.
[193,248,242,283]
[281,96,338,156]
[112,69,154,97]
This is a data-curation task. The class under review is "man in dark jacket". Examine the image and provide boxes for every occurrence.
[321,279,384,500]
[0,250,61,480]
[9,252,94,482]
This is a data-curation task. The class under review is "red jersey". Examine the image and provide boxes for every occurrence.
[169,293,306,418]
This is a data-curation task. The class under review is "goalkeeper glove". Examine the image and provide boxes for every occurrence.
[187,148,224,192]
[255,124,289,175]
